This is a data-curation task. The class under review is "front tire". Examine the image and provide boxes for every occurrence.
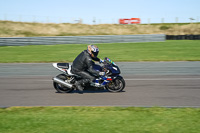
[105,76,125,92]
[53,74,74,93]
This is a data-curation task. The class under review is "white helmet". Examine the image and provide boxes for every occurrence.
[87,45,99,57]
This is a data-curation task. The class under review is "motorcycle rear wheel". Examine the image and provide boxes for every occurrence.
[105,76,125,92]
[53,74,74,93]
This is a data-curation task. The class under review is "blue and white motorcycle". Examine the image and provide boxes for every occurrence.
[52,57,125,93]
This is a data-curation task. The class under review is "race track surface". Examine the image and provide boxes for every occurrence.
[0,62,200,107]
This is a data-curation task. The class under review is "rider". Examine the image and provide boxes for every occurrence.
[71,45,105,93]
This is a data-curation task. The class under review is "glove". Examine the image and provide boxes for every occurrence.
[99,72,105,76]
[99,59,104,63]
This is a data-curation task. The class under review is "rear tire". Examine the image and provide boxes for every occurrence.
[53,74,74,93]
[105,76,125,92]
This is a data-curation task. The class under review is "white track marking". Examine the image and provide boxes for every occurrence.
[41,78,200,82]
[125,78,200,81]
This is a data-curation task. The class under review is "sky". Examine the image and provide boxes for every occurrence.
[0,0,199,24]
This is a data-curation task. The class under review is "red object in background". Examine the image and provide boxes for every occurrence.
[119,18,141,24]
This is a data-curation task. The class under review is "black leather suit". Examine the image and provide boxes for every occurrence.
[71,50,100,84]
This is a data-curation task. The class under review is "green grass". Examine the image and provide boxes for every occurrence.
[0,40,200,63]
[0,107,200,133]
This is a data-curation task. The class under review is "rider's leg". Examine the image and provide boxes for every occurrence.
[74,71,95,93]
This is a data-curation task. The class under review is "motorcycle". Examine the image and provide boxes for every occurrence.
[52,57,125,93]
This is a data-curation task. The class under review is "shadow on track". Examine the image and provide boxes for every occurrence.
[55,89,126,94]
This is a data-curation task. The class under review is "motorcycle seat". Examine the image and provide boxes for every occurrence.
[57,63,69,69]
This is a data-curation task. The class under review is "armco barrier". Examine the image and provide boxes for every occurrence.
[0,34,165,46]
[166,35,200,40]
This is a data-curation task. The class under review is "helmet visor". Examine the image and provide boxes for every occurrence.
[92,51,99,57]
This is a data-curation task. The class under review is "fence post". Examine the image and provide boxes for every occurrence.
[175,17,179,23]
[148,18,151,24]
[161,18,164,23]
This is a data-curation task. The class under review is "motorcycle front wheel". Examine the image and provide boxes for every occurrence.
[105,76,125,92]
[53,74,74,93]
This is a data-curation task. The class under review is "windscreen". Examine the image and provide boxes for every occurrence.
[105,57,116,66]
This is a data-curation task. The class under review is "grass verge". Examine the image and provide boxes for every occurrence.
[0,40,200,63]
[0,106,200,133]
[1,21,200,37]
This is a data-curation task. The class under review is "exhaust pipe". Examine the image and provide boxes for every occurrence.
[53,77,73,88]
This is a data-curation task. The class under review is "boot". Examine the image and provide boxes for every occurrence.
[75,80,84,93]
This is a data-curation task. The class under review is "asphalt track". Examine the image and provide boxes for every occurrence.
[0,62,200,107]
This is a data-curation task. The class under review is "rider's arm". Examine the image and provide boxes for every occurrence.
[88,65,100,76]
[88,62,105,76]
[91,57,100,62]
[86,58,100,76]
[92,56,105,64]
